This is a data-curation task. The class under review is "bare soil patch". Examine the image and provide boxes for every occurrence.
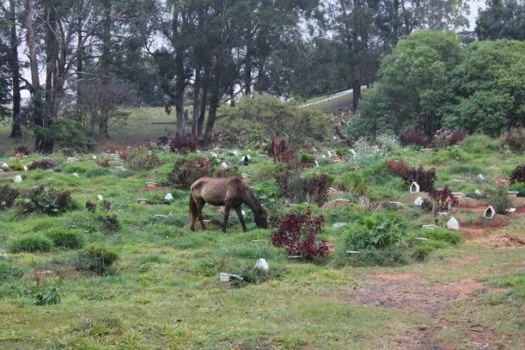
[466,234,525,248]
[339,273,489,350]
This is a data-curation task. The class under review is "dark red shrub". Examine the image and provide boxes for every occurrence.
[386,160,413,180]
[97,160,110,168]
[305,175,330,206]
[399,130,431,148]
[86,201,96,213]
[271,213,328,258]
[28,159,55,170]
[430,186,458,212]
[386,160,436,191]
[446,131,467,146]
[119,148,129,161]
[170,133,197,153]
[510,165,525,184]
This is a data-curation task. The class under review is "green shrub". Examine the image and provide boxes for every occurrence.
[74,246,119,276]
[213,166,241,178]
[7,160,25,171]
[0,185,20,211]
[459,134,500,154]
[417,228,461,245]
[126,148,163,170]
[20,186,75,216]
[335,173,368,196]
[488,186,512,214]
[492,273,525,300]
[168,157,212,189]
[35,286,61,306]
[44,228,85,249]
[343,212,409,250]
[9,235,53,253]
[347,247,410,267]
[0,262,25,284]
[49,118,94,152]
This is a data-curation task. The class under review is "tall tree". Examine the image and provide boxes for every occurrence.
[476,0,525,40]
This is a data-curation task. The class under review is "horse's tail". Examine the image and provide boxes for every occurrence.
[189,194,199,230]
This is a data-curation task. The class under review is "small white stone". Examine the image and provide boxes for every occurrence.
[333,223,347,229]
[92,155,97,160]
[241,210,246,216]
[164,193,174,201]
[23,165,28,171]
[220,162,228,168]
[447,217,460,230]
[475,189,482,196]
[414,197,423,206]
[1,162,8,170]
[478,174,485,181]
[14,175,22,183]
[255,258,269,272]
[73,172,80,178]
[505,208,516,214]
[350,149,357,156]
[97,195,104,201]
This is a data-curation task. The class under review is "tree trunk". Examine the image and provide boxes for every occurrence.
[352,79,361,113]
[204,65,221,144]
[229,83,235,107]
[244,35,253,95]
[76,15,84,106]
[192,66,202,135]
[392,0,400,47]
[24,0,39,90]
[198,67,209,138]
[9,0,21,138]
[99,0,112,139]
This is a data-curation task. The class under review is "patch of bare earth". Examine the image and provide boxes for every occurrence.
[466,234,525,248]
[335,273,496,349]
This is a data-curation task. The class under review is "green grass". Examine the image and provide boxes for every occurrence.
[0,116,525,348]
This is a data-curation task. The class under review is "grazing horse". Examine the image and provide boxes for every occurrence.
[189,176,268,232]
[269,135,288,162]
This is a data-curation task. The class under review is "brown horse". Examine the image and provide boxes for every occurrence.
[269,135,288,162]
[189,176,268,232]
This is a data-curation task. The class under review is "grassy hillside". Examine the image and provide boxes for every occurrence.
[0,127,524,348]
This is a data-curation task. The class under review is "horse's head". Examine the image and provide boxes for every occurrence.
[254,205,268,229]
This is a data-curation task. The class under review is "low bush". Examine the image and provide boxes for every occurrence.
[168,157,212,189]
[343,212,408,250]
[509,165,525,184]
[271,214,328,258]
[8,160,25,171]
[429,186,459,212]
[386,160,436,192]
[501,128,525,151]
[35,286,61,306]
[44,228,85,249]
[97,160,110,168]
[28,160,55,170]
[9,235,53,253]
[0,185,19,211]
[305,175,330,206]
[20,186,75,216]
[74,246,119,276]
[399,130,431,148]
[488,186,512,214]
[348,246,410,267]
[213,166,241,178]
[335,173,368,197]
[433,129,467,148]
[126,148,162,170]
[97,214,120,233]
[170,133,197,153]
[417,228,461,245]
[492,273,525,300]
[230,265,286,288]
[0,262,25,284]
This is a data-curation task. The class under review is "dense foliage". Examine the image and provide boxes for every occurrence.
[271,214,328,258]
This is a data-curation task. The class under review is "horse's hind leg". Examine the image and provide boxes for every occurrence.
[235,206,247,232]
[195,198,207,230]
[222,204,231,233]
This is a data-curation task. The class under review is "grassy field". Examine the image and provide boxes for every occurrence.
[1,115,525,349]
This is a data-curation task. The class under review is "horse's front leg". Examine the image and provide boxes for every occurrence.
[223,204,231,233]
[235,207,247,232]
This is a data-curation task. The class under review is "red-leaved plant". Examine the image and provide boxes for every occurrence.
[399,130,431,148]
[510,165,525,184]
[430,186,459,212]
[271,213,328,258]
[170,133,197,153]
[386,160,436,191]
